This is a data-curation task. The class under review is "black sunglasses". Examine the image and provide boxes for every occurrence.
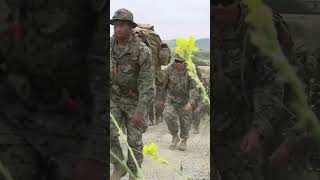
[175,60,184,64]
[213,0,235,6]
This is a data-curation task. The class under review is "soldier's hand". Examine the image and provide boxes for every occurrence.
[131,111,144,128]
[184,102,193,112]
[194,105,202,113]
[269,141,289,167]
[240,127,262,155]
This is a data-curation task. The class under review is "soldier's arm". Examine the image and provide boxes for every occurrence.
[251,50,284,139]
[188,76,199,106]
[136,43,154,113]
[160,66,171,101]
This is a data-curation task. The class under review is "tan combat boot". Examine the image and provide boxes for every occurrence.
[178,139,187,151]
[111,163,127,180]
[169,134,180,150]
[193,126,199,134]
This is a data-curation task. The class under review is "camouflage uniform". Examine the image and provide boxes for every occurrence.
[153,69,166,124]
[0,0,107,179]
[162,55,198,150]
[110,9,154,177]
[154,44,171,124]
[212,2,285,180]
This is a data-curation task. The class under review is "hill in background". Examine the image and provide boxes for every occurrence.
[163,38,210,66]
[163,38,210,51]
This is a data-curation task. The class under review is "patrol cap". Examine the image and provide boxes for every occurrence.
[174,54,186,62]
[110,8,137,28]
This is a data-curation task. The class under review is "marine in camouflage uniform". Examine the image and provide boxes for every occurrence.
[212,1,285,179]
[0,0,107,179]
[110,9,154,180]
[153,43,171,125]
[152,69,166,125]
[162,54,198,151]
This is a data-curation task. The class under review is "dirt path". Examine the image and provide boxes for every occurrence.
[111,115,211,180]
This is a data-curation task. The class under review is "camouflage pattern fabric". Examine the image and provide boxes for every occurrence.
[110,34,154,175]
[162,64,198,140]
[154,70,167,124]
[212,3,285,180]
[0,0,107,179]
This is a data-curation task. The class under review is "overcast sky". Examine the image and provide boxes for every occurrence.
[110,0,210,40]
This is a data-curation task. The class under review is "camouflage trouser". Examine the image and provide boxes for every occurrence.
[154,104,164,122]
[192,110,201,129]
[0,112,106,180]
[163,103,192,140]
[147,103,154,124]
[110,99,146,175]
[213,136,264,180]
[154,84,164,123]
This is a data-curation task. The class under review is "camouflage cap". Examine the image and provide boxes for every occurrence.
[174,54,186,62]
[110,8,137,28]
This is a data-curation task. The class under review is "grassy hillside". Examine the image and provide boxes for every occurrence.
[163,38,210,50]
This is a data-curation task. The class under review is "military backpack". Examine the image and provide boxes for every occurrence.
[132,24,171,69]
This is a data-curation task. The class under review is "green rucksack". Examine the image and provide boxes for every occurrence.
[133,24,171,69]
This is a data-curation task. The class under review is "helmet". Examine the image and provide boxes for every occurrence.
[174,54,185,62]
[110,8,137,28]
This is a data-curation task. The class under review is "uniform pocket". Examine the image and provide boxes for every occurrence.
[121,64,133,73]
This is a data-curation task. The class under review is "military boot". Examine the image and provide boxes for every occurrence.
[193,126,199,134]
[169,134,180,150]
[177,139,187,151]
[155,117,160,125]
[149,120,154,126]
[111,163,127,180]
[155,115,162,125]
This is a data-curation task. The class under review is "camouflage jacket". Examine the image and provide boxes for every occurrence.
[162,64,198,106]
[110,34,154,113]
[0,0,107,160]
[212,4,287,138]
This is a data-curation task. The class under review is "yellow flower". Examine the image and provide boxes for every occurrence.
[143,143,159,160]
[175,36,210,105]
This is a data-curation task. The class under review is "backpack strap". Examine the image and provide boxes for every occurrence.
[129,35,143,65]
